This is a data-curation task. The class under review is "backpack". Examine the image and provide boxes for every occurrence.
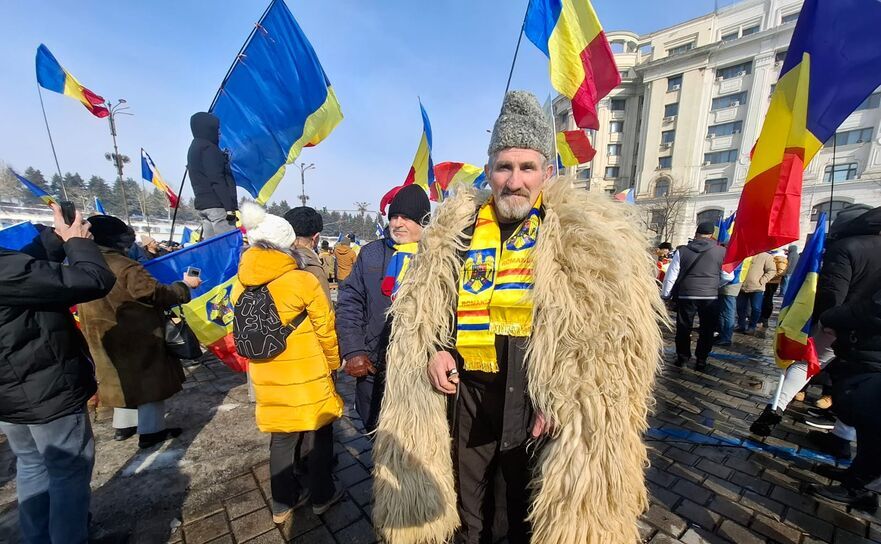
[233,284,306,360]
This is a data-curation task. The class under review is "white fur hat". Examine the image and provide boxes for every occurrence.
[240,201,295,248]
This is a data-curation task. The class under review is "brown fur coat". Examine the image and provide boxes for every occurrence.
[372,179,665,543]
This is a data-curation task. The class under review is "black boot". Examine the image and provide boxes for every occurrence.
[813,464,847,482]
[138,427,183,449]
[113,426,137,441]
[749,405,782,437]
[809,484,879,514]
[806,430,852,460]
[694,359,708,372]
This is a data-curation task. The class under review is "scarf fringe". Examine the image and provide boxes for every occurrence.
[490,322,532,336]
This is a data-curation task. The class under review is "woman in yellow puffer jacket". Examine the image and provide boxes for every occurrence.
[232,203,343,524]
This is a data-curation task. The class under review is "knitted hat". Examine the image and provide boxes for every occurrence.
[658,242,673,250]
[240,201,295,248]
[89,215,136,251]
[388,184,431,225]
[695,221,716,235]
[284,206,324,237]
[488,90,554,161]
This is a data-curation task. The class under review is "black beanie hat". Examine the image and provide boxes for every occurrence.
[696,221,716,236]
[284,206,324,237]
[388,185,431,226]
[88,215,136,251]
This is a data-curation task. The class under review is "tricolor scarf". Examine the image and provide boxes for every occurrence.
[455,194,542,372]
[381,240,419,300]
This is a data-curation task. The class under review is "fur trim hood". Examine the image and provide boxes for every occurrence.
[373,178,666,544]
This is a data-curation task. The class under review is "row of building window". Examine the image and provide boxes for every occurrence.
[826,127,874,147]
[721,24,759,43]
[708,120,743,138]
[712,92,747,111]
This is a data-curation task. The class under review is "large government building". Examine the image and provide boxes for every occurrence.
[552,0,881,247]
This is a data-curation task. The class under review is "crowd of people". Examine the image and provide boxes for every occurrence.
[658,203,881,514]
[1,90,879,544]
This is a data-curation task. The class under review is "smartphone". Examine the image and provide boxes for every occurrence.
[185,266,201,278]
[59,201,76,226]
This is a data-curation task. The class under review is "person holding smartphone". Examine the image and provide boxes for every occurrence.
[77,215,202,449]
[0,204,116,544]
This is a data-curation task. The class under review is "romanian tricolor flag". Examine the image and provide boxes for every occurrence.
[775,213,827,377]
[35,45,109,118]
[434,162,487,201]
[144,230,247,372]
[12,169,56,205]
[724,0,881,269]
[212,0,342,204]
[556,130,596,167]
[714,212,736,244]
[613,188,635,204]
[403,101,437,200]
[141,149,179,208]
[525,0,621,130]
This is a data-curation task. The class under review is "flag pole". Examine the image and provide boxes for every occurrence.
[36,84,68,200]
[503,1,531,101]
[770,370,786,411]
[828,134,837,228]
[171,0,276,242]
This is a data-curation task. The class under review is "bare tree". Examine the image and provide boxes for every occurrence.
[643,180,694,244]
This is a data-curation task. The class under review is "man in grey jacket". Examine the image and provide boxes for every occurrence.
[662,222,728,370]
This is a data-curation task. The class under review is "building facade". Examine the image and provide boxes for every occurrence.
[553,0,881,247]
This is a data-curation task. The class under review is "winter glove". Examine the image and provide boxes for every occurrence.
[226,212,238,224]
[345,354,376,378]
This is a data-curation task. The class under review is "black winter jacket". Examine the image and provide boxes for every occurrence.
[0,230,116,424]
[823,275,881,374]
[814,236,881,322]
[673,238,725,299]
[187,112,238,212]
[335,237,395,366]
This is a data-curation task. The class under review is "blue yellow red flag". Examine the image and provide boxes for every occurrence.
[143,230,247,372]
[556,130,596,166]
[141,149,179,208]
[724,0,881,269]
[11,169,56,205]
[433,162,486,200]
[775,213,827,377]
[525,0,620,130]
[403,101,436,200]
[714,213,736,244]
[36,45,109,118]
[212,0,342,205]
[613,188,635,204]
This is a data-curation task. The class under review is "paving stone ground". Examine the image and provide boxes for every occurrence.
[1,309,879,543]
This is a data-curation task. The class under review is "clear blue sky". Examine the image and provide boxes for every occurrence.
[0,0,719,212]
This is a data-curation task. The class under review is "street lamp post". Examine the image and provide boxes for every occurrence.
[107,99,133,223]
[299,162,315,206]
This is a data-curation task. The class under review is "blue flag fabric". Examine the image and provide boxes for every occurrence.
[212,0,342,204]
[0,222,40,251]
[94,197,106,215]
[144,229,242,299]
[181,226,193,245]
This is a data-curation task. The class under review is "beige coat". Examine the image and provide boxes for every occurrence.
[373,179,665,544]
[741,252,778,293]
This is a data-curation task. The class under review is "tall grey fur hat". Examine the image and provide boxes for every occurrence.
[488,90,554,161]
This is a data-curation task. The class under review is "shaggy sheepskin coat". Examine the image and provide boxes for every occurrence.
[372,179,665,544]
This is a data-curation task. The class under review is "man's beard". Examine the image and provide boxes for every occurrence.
[494,190,532,222]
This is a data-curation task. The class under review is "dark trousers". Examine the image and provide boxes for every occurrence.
[736,291,764,331]
[454,380,532,544]
[269,423,335,514]
[355,372,386,434]
[675,299,718,363]
[832,373,881,489]
[761,282,779,323]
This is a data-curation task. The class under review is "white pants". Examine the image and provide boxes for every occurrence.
[775,326,856,440]
[112,401,166,435]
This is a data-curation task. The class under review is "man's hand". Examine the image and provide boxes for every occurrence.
[345,354,375,378]
[51,203,92,242]
[530,411,553,439]
[226,211,238,224]
[427,351,458,395]
[182,273,202,290]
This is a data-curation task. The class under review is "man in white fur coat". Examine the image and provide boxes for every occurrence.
[373,90,665,544]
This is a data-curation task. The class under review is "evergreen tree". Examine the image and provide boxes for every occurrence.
[22,167,48,205]
[87,176,112,212]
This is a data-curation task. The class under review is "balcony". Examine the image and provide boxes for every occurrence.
[709,105,741,124]
[662,115,677,125]
[715,75,747,95]
[659,142,674,152]
[706,134,735,151]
